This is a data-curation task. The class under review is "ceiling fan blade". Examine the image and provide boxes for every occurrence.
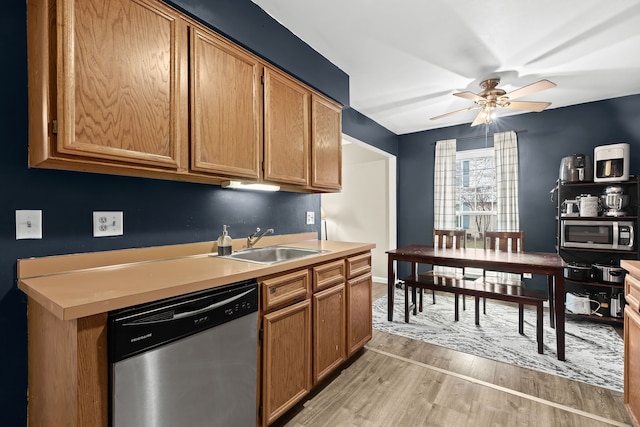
[430,105,480,121]
[471,109,490,127]
[505,79,556,100]
[453,91,482,102]
[505,101,552,112]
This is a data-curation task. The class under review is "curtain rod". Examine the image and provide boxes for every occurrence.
[431,129,527,145]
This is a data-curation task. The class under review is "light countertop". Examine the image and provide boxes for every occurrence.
[18,236,374,320]
[621,260,640,279]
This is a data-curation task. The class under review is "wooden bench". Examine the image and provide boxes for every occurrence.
[402,273,547,354]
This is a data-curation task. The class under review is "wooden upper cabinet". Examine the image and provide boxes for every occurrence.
[190,27,262,179]
[52,0,188,169]
[311,93,342,190]
[28,0,342,192]
[263,67,310,186]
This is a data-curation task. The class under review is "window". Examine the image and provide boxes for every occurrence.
[456,148,496,248]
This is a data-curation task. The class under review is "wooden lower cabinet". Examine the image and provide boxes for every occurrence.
[623,261,640,427]
[261,299,312,426]
[625,306,640,427]
[27,301,108,426]
[260,252,372,425]
[347,272,373,355]
[313,283,346,383]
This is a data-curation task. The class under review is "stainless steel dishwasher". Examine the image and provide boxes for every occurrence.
[108,279,258,427]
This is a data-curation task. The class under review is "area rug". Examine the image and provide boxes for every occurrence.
[372,288,624,392]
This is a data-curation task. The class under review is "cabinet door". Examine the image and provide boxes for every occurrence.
[262,299,312,426]
[313,283,346,384]
[625,306,640,425]
[263,67,310,186]
[191,27,262,179]
[55,0,188,168]
[311,93,342,190]
[347,272,373,355]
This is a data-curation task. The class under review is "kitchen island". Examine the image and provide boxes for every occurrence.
[18,233,375,426]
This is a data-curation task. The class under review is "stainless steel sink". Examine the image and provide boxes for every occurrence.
[216,246,327,265]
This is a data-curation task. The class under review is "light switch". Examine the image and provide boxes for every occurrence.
[16,210,43,240]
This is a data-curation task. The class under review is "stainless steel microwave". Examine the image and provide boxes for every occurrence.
[560,220,635,251]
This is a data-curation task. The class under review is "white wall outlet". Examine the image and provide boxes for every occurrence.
[93,211,124,237]
[306,211,315,225]
[16,210,43,240]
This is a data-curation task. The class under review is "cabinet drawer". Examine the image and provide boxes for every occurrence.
[313,259,345,292]
[626,274,640,312]
[261,269,311,312]
[346,252,371,279]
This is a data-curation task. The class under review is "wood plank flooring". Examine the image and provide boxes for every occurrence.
[271,282,631,427]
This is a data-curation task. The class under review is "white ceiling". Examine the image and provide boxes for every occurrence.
[251,0,640,135]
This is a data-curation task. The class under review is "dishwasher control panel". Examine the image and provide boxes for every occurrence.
[108,279,258,362]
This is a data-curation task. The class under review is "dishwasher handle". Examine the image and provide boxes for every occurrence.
[172,289,254,320]
[122,288,256,326]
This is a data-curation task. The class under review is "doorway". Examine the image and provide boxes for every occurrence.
[321,134,396,282]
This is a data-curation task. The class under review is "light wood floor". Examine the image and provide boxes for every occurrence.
[272,282,631,427]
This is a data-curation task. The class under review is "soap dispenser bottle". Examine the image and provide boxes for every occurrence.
[217,225,232,256]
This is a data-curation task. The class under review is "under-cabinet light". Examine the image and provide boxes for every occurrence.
[221,180,280,192]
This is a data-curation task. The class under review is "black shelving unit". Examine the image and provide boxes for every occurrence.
[555,177,639,325]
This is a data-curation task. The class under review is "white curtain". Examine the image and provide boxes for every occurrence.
[490,131,521,283]
[433,139,457,229]
[494,131,519,231]
[433,140,458,276]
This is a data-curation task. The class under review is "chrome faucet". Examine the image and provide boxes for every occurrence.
[247,227,274,248]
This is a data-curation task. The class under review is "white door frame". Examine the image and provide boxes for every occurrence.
[339,134,396,283]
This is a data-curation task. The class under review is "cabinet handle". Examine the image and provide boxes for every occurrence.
[270,287,277,294]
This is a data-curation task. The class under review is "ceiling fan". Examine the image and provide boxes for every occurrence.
[431,78,557,127]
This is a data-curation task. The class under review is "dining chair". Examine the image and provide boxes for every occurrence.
[414,229,466,312]
[478,231,525,314]
[479,232,555,324]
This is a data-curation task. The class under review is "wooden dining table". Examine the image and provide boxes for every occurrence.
[386,245,568,361]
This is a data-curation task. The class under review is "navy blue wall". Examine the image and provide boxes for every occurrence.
[0,0,365,424]
[342,107,399,156]
[397,94,640,278]
[166,0,350,107]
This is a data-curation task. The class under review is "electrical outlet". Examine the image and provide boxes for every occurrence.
[306,211,315,225]
[16,210,43,239]
[93,211,124,237]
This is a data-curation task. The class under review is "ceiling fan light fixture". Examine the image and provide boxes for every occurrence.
[497,96,511,108]
[483,108,493,125]
[431,78,556,127]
